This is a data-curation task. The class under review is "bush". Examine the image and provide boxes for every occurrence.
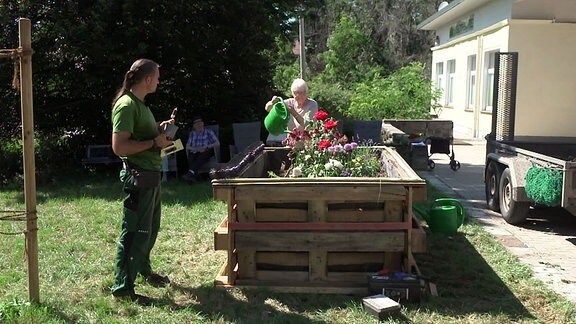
[0,130,86,186]
[34,130,85,181]
[347,62,442,120]
[308,79,353,120]
[0,138,23,186]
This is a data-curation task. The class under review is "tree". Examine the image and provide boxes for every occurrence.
[0,0,316,181]
[347,62,442,120]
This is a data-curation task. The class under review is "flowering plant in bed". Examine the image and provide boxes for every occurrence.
[282,110,387,178]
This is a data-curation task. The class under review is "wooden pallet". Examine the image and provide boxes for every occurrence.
[212,146,427,293]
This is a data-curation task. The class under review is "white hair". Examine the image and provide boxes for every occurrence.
[291,78,308,93]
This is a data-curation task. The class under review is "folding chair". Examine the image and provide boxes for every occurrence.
[353,120,383,145]
[229,121,261,157]
[197,124,221,174]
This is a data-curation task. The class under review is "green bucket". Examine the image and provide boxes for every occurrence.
[264,97,290,135]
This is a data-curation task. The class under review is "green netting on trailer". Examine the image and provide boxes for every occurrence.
[524,166,562,207]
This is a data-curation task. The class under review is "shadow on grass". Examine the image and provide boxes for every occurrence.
[164,282,369,323]
[8,171,216,207]
[414,231,536,321]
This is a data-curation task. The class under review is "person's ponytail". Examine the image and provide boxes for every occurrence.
[112,59,159,107]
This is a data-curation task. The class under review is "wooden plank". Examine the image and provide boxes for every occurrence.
[327,210,385,222]
[214,261,229,286]
[412,186,427,201]
[309,250,327,281]
[237,200,255,222]
[384,200,404,222]
[237,250,256,279]
[213,187,233,201]
[235,232,405,252]
[383,252,403,270]
[253,270,310,282]
[227,189,236,285]
[411,224,427,254]
[405,187,413,271]
[255,208,307,221]
[229,222,411,231]
[327,252,385,266]
[235,185,407,201]
[232,279,370,294]
[254,251,392,270]
[248,271,371,284]
[308,200,326,222]
[213,217,228,251]
[256,252,308,267]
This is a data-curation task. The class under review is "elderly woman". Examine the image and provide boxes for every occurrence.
[264,78,318,146]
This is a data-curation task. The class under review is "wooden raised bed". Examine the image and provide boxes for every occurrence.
[212,144,426,293]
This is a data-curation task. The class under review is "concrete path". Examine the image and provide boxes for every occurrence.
[416,139,576,304]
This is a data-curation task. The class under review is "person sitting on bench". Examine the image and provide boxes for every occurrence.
[183,116,219,182]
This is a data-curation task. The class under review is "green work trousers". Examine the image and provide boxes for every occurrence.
[111,168,161,296]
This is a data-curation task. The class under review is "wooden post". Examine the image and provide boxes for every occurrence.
[19,18,39,303]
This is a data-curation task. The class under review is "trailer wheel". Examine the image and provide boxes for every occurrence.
[499,168,529,224]
[485,162,500,211]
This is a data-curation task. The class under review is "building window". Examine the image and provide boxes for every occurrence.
[446,59,456,106]
[466,55,476,109]
[435,62,445,105]
[484,50,498,112]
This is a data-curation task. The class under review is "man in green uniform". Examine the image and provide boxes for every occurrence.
[110,59,173,304]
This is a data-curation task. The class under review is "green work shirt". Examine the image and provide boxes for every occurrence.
[111,93,161,171]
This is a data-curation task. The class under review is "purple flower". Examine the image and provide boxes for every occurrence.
[344,143,353,151]
[332,144,343,152]
[351,142,358,149]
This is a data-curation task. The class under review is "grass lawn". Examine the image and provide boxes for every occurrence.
[0,172,575,323]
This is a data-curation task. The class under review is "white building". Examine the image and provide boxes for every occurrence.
[418,0,576,139]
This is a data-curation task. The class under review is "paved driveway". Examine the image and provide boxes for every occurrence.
[416,139,576,304]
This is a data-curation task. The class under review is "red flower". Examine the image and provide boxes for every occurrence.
[318,139,331,150]
[314,110,329,121]
[324,120,338,130]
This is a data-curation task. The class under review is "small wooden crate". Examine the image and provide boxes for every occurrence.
[212,146,426,293]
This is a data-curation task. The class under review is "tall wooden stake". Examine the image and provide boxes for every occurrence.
[299,16,306,80]
[19,18,39,303]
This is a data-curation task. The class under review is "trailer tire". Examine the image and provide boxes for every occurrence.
[499,168,529,224]
[485,162,500,212]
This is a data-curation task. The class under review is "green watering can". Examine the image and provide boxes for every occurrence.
[264,97,290,135]
[417,198,466,234]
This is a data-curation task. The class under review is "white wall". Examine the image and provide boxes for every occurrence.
[509,21,576,137]
[436,0,512,45]
[431,24,510,139]
[512,0,576,22]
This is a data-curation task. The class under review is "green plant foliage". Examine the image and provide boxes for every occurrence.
[0,298,29,321]
[283,110,383,178]
[347,62,442,120]
[0,137,23,186]
[318,16,379,86]
[307,78,352,120]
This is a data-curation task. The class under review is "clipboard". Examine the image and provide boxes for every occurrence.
[160,139,184,157]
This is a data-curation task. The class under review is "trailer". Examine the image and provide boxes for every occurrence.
[484,53,576,224]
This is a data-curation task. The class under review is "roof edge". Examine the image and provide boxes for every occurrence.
[418,0,466,30]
